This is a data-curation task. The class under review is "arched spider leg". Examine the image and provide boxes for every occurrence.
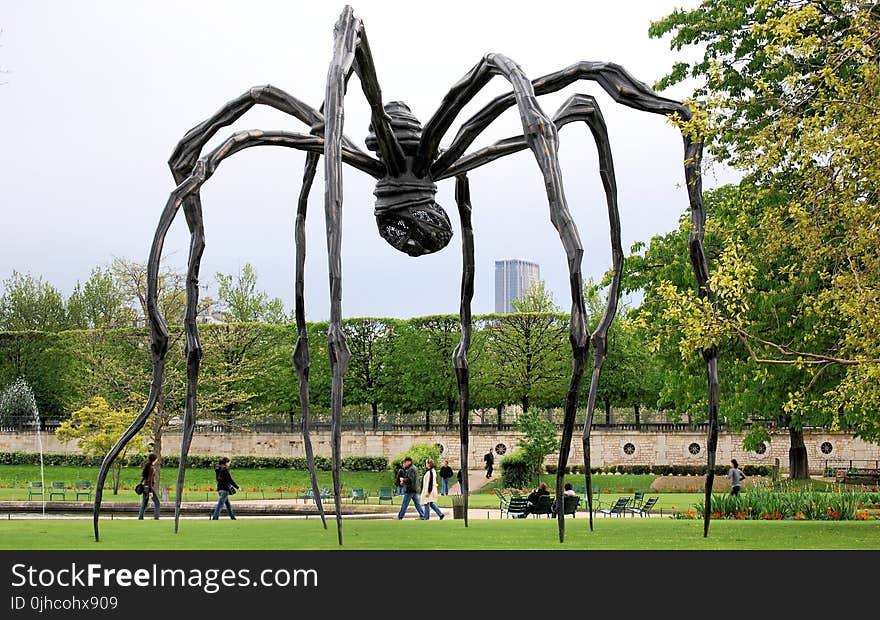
[92,131,372,541]
[434,61,716,537]
[419,53,589,542]
[167,84,374,180]
[439,94,623,533]
[322,6,408,545]
[452,173,475,527]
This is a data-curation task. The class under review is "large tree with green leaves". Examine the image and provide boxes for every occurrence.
[0,272,69,332]
[648,0,880,466]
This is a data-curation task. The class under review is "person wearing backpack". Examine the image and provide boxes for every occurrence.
[137,453,161,520]
[212,456,240,520]
[728,459,747,495]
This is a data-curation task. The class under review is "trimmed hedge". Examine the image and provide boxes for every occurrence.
[0,452,387,471]
[545,463,773,476]
[500,450,532,489]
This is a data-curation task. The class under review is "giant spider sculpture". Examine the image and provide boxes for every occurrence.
[94,6,719,545]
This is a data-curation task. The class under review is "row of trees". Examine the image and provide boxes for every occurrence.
[0,288,661,435]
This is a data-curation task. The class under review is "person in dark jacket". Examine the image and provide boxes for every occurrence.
[138,453,161,520]
[439,459,454,496]
[484,451,495,478]
[524,482,550,516]
[211,456,240,520]
[396,457,424,520]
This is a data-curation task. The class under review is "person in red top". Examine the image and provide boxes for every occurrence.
[138,453,161,520]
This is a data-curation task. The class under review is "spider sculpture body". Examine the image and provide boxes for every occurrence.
[94,6,720,545]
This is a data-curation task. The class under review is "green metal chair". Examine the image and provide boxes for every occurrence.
[377,487,395,504]
[74,481,93,500]
[49,481,67,500]
[27,481,44,501]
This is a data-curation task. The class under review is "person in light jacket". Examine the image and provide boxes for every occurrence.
[420,459,445,520]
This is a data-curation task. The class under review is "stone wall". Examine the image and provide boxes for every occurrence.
[3,429,878,473]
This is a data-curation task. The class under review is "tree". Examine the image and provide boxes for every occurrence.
[55,396,151,494]
[0,271,69,331]
[381,316,461,428]
[67,267,133,329]
[215,263,286,323]
[483,283,570,417]
[515,410,560,484]
[108,258,192,471]
[624,186,844,478]
[343,318,395,430]
[650,1,880,457]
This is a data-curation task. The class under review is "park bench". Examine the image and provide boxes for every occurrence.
[841,467,880,485]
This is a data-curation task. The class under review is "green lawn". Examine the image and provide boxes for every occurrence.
[0,465,752,515]
[2,517,879,550]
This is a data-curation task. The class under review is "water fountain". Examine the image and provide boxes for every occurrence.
[0,377,46,517]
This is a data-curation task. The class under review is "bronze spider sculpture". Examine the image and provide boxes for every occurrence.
[94,5,719,545]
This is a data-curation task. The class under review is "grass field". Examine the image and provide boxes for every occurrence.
[2,517,879,550]
[0,466,680,506]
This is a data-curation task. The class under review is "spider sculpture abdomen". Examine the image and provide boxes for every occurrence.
[367,101,453,256]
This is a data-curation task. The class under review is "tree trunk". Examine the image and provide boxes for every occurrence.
[288,405,297,432]
[371,401,379,431]
[497,404,503,430]
[522,395,529,414]
[425,409,430,432]
[112,462,121,495]
[604,398,612,426]
[446,399,455,429]
[788,427,809,479]
[634,403,641,431]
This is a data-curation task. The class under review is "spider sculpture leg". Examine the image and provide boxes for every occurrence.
[438,94,623,533]
[436,62,715,537]
[91,130,377,540]
[452,174,475,527]
[293,151,327,529]
[421,54,589,542]
[321,7,406,545]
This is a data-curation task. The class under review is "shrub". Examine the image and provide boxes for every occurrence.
[390,444,441,483]
[500,449,531,490]
[341,456,388,471]
[0,451,390,471]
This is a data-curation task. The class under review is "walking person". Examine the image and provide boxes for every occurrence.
[396,456,425,520]
[138,453,161,520]
[212,457,240,520]
[439,459,454,496]
[395,462,407,497]
[484,450,495,478]
[421,459,445,520]
[728,459,746,496]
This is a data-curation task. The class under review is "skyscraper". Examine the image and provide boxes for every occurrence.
[494,259,540,313]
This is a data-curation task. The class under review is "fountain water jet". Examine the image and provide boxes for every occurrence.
[0,378,46,517]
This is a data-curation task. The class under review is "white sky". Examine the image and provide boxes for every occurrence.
[0,0,736,320]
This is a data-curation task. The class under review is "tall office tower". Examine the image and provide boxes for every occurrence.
[494,259,541,313]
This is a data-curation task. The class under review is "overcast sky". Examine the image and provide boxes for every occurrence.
[0,0,736,321]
